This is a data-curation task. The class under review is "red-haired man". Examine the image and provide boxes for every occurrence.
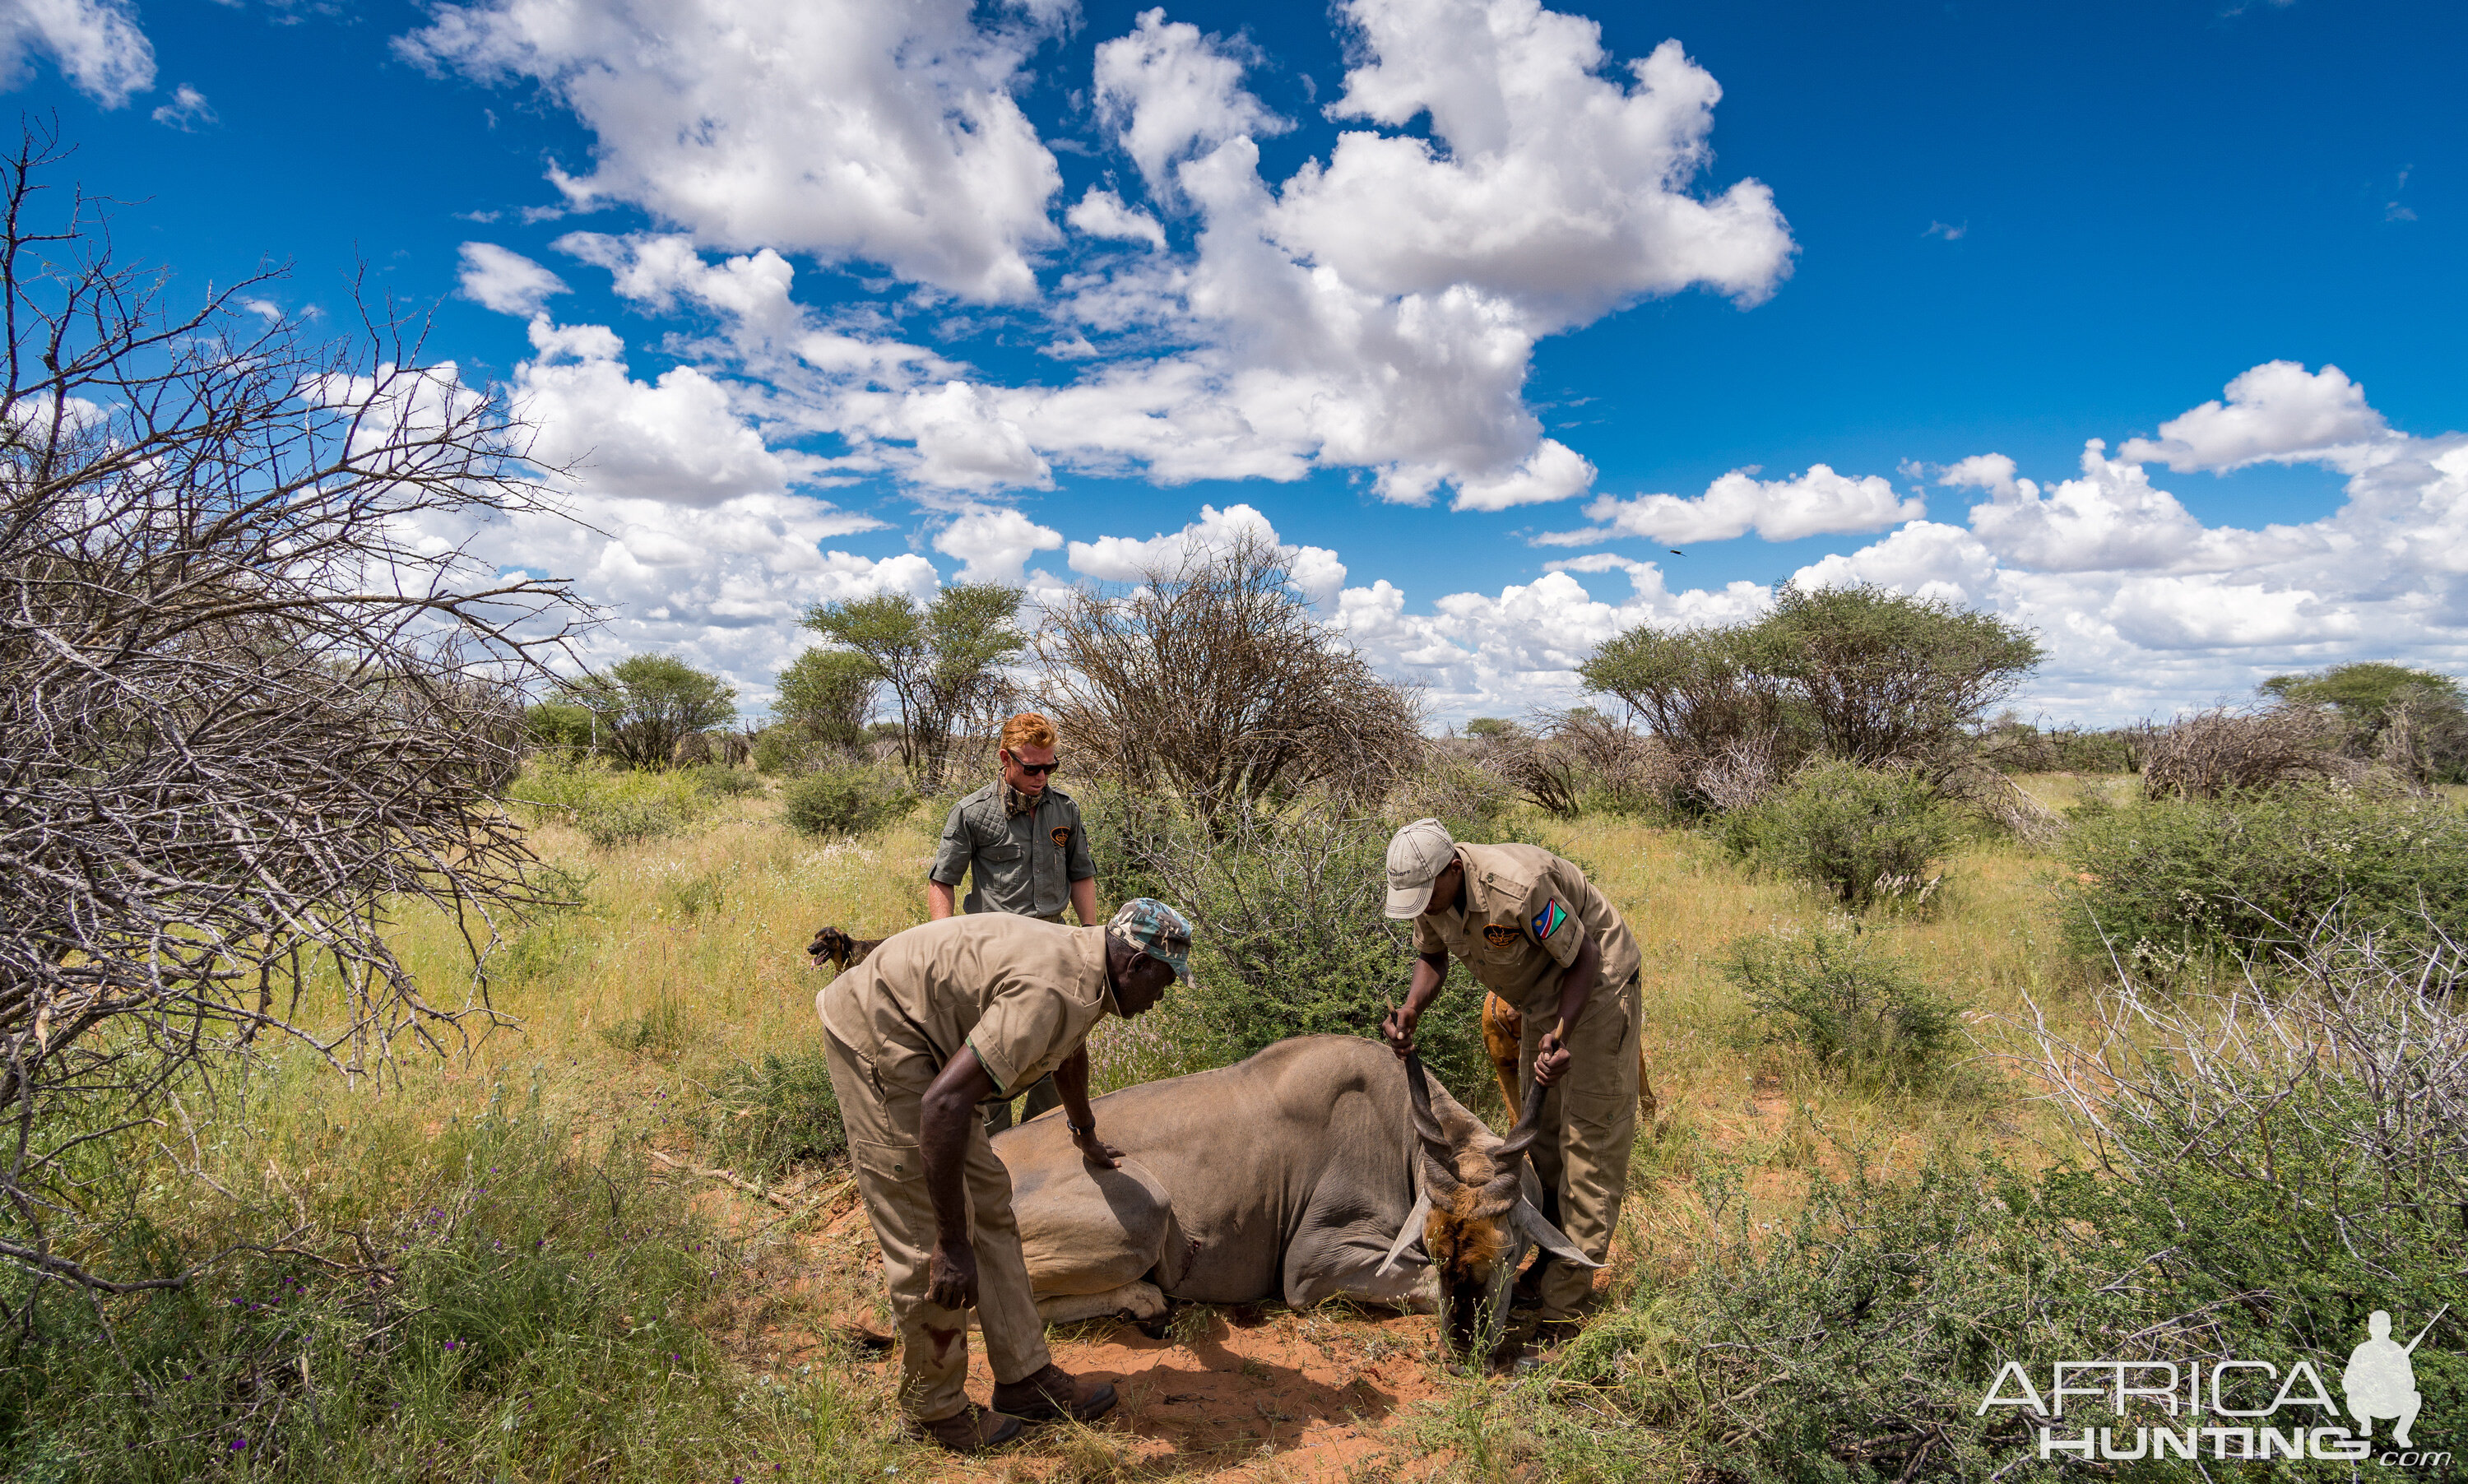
[928,712,1101,1131]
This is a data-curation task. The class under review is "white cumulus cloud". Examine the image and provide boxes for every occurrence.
[514,318,823,507]
[416,0,1795,508]
[1956,442,2216,573]
[1271,9,1793,327]
[1065,188,1167,250]
[1542,464,1923,545]
[430,318,907,702]
[401,0,1069,302]
[1066,503,1347,605]
[457,242,569,317]
[1093,7,1288,202]
[0,0,153,107]
[149,81,211,129]
[2118,361,2391,473]
[932,506,1063,585]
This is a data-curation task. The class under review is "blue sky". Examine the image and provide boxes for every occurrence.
[6,0,2461,724]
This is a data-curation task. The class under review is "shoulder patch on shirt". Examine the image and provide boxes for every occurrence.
[1051,826,1072,849]
[1531,899,1568,942]
[1482,923,1520,948]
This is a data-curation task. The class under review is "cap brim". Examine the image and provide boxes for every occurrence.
[1385,878,1436,919]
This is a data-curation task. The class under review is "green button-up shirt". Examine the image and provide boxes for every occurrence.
[929,781,1097,920]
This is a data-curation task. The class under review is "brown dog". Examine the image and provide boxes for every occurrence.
[1481,990,1658,1123]
[806,925,884,973]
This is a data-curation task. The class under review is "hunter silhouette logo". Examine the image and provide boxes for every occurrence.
[1976,1304,2451,1465]
[2345,1306,2444,1448]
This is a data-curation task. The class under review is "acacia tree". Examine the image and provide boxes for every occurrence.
[1581,582,2041,810]
[1034,532,1424,824]
[2262,661,2468,781]
[803,585,1023,787]
[772,647,879,751]
[562,652,736,768]
[0,132,581,1294]
[1761,583,2044,768]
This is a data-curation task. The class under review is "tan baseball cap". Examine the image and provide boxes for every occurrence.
[1384,818,1459,918]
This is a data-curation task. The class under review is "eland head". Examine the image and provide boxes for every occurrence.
[1379,1051,1597,1366]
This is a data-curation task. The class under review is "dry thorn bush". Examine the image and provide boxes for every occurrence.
[0,130,582,1293]
[1034,531,1422,823]
[2141,704,2360,800]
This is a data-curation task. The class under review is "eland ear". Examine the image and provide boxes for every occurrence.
[1375,1188,1433,1277]
[1511,1199,1600,1268]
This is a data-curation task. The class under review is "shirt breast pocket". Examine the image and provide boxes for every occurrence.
[977,840,1024,864]
[1476,922,1528,962]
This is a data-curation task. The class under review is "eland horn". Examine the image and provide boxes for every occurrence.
[1401,1051,1458,1165]
[1491,1072,1552,1167]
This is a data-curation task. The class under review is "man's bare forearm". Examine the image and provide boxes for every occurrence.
[926,879,958,920]
[1384,952,1450,1055]
[1551,934,1603,1038]
[1055,1045,1097,1129]
[919,1048,996,1245]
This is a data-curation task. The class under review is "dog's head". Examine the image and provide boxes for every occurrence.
[806,925,857,970]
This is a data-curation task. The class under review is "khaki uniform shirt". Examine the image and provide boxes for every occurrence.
[820,914,1113,1098]
[930,781,1097,921]
[1412,843,1642,1017]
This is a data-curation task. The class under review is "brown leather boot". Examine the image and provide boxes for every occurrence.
[907,1405,1024,1454]
[991,1362,1119,1424]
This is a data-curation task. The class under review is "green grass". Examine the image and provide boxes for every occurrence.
[0,1071,905,1482]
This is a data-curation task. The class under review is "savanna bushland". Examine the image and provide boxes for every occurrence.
[8,161,2468,1483]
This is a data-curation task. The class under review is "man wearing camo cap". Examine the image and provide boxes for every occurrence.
[816,897,1194,1453]
[1376,819,1642,1338]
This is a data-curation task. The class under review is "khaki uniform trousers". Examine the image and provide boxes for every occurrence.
[1518,971,1641,1316]
[822,1028,1051,1422]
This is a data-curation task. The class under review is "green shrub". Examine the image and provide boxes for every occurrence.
[1723,922,1963,1086]
[1510,934,2468,1480]
[684,762,761,799]
[578,798,681,848]
[511,759,719,849]
[751,725,837,777]
[1113,796,1497,1109]
[2062,786,2468,972]
[781,766,912,839]
[521,700,596,759]
[698,1051,847,1181]
[0,1089,888,1482]
[1716,758,1962,910]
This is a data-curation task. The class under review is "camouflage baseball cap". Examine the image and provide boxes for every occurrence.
[1106,897,1194,980]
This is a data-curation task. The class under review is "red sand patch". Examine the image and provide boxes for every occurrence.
[954,1305,1450,1482]
[740,1199,1460,1481]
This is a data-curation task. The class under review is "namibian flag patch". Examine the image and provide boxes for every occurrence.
[1531,899,1568,942]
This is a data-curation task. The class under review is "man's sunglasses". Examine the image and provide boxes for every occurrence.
[1008,756,1062,776]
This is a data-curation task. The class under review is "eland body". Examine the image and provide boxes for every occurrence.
[990,1034,1591,1358]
